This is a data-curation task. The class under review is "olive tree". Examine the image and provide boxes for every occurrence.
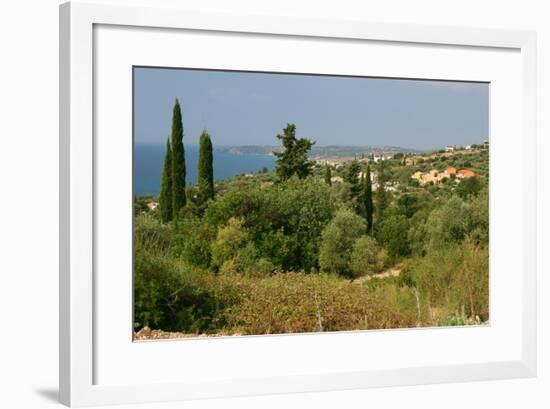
[319,208,366,276]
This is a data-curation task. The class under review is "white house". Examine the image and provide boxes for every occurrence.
[146,201,159,211]
[371,153,390,163]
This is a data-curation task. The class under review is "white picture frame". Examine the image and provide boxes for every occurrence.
[59,1,537,407]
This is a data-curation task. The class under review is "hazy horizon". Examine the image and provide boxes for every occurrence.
[134,67,489,150]
[134,141,438,151]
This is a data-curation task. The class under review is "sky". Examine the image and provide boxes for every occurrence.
[134,67,489,150]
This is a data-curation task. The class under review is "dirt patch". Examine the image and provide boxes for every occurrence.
[134,327,206,341]
[133,327,244,341]
[352,266,401,284]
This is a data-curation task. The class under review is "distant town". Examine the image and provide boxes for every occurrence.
[217,141,487,165]
[217,144,420,158]
[144,140,488,210]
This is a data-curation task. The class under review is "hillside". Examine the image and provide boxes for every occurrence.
[134,140,489,340]
[217,145,422,157]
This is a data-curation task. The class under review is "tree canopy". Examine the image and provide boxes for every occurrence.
[319,208,366,276]
[273,123,314,181]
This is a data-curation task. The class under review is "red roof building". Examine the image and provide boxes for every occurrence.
[457,169,476,179]
[445,166,457,175]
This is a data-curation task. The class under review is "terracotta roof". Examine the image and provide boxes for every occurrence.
[458,169,476,178]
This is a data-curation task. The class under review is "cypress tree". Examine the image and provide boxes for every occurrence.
[198,130,214,201]
[364,164,374,234]
[170,98,186,218]
[159,138,173,223]
[324,164,332,185]
[375,160,390,222]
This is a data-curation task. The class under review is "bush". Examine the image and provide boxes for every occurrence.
[273,177,336,271]
[319,208,366,276]
[349,236,383,277]
[469,187,489,245]
[256,228,298,271]
[172,217,216,267]
[397,194,420,218]
[366,283,420,328]
[402,240,489,323]
[133,251,227,333]
[378,215,411,261]
[424,196,470,250]
[134,213,172,254]
[211,218,249,269]
[204,176,335,272]
[456,176,481,199]
[438,306,483,326]
[219,242,275,277]
[221,272,417,334]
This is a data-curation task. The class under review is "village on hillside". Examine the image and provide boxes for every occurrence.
[318,142,484,192]
[411,166,475,186]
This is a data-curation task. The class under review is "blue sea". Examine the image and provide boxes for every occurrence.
[134,144,276,196]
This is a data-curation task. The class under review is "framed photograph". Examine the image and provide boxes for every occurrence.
[59,1,537,406]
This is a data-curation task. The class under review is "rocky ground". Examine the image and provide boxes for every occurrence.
[134,327,244,341]
[133,327,207,341]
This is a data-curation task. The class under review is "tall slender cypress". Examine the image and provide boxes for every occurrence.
[159,138,173,223]
[364,164,374,234]
[375,160,390,222]
[170,98,186,218]
[324,164,332,185]
[198,130,214,201]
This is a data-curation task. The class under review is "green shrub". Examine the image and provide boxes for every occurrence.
[211,217,249,267]
[402,240,488,322]
[349,236,383,277]
[424,196,470,250]
[256,228,298,271]
[204,177,335,272]
[469,187,489,246]
[456,176,482,199]
[397,194,420,218]
[172,216,216,267]
[378,215,411,261]
[366,283,420,328]
[134,213,172,254]
[219,242,275,277]
[134,250,237,334]
[438,306,483,327]
[319,208,366,276]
